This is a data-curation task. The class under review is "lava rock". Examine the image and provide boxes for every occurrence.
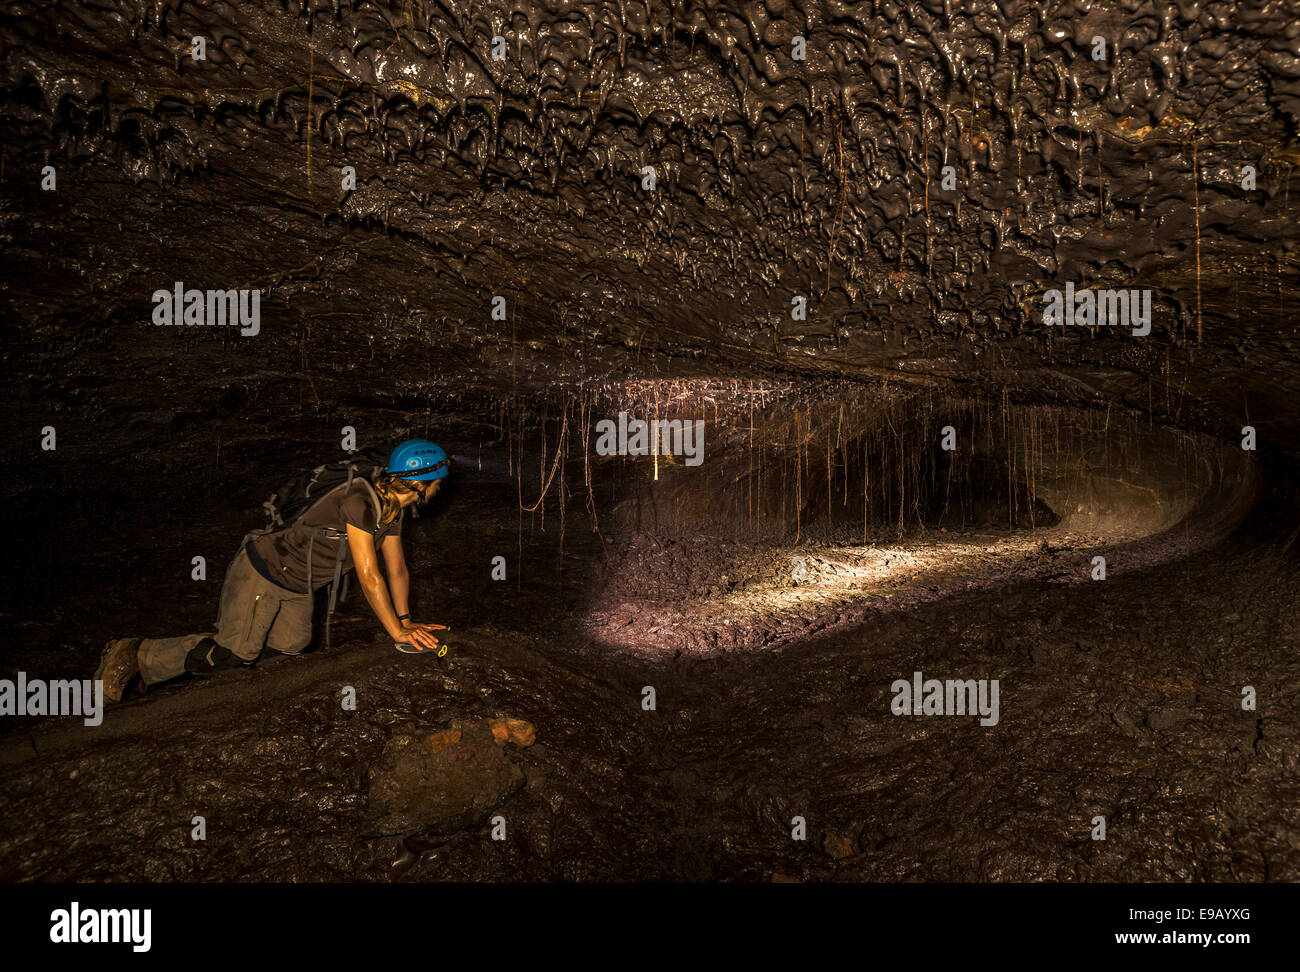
[1146,708,1194,732]
[823,831,857,860]
[363,717,535,838]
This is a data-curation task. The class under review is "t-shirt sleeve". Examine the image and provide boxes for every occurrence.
[339,486,378,532]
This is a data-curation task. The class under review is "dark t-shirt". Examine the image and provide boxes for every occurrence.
[250,479,403,594]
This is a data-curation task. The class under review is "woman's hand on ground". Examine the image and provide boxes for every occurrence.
[398,622,448,651]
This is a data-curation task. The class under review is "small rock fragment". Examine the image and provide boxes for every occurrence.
[488,716,537,748]
[823,832,856,860]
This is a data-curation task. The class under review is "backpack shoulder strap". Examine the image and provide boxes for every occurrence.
[293,470,385,541]
[357,477,383,527]
[291,481,348,530]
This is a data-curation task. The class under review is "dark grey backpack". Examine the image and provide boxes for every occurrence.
[251,449,392,650]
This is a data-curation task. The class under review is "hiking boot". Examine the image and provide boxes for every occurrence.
[96,638,142,702]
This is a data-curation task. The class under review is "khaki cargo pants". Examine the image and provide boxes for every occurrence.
[137,548,314,685]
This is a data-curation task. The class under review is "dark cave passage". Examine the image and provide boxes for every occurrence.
[2,0,1299,890]
[1,384,1290,883]
[2,475,1298,882]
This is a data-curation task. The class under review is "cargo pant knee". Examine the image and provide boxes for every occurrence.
[264,592,315,656]
[214,550,282,662]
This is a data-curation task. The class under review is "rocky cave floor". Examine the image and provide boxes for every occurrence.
[1,471,1298,883]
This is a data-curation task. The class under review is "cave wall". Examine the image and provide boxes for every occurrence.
[0,2,1295,585]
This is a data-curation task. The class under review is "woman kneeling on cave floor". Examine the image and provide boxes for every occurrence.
[93,439,453,701]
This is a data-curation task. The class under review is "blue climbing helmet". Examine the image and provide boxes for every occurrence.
[386,439,451,482]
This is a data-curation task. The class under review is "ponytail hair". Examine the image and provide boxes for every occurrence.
[373,475,419,528]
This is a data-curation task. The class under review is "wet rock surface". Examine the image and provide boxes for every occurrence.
[2,1,1298,467]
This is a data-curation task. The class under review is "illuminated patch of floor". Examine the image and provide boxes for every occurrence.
[582,526,1163,656]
